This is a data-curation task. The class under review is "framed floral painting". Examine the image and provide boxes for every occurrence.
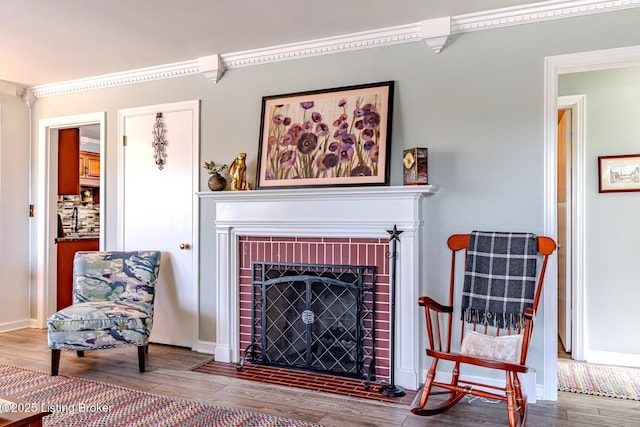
[255,81,394,189]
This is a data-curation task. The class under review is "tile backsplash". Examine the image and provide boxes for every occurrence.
[57,196,100,235]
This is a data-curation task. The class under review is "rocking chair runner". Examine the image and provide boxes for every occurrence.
[412,231,556,427]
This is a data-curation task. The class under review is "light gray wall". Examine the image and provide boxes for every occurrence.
[0,97,30,328]
[27,8,640,384]
[560,67,640,357]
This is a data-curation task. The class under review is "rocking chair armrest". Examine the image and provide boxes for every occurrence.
[418,296,453,313]
[523,307,535,320]
[419,296,453,352]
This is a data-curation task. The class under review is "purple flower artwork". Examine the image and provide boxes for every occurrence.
[257,81,394,189]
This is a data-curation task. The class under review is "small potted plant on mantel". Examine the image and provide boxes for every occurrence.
[204,161,227,191]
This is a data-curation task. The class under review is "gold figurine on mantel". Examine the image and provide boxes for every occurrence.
[229,152,249,191]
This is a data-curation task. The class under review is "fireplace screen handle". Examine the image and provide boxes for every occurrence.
[301,309,315,325]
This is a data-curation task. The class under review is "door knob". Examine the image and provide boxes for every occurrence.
[179,243,190,250]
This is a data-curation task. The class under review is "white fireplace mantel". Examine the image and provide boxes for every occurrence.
[198,185,438,390]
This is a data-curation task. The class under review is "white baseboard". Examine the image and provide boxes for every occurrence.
[396,368,419,392]
[584,350,640,368]
[536,383,545,401]
[0,319,32,333]
[191,340,216,355]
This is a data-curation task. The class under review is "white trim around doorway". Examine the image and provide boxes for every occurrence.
[543,44,640,400]
[35,112,106,327]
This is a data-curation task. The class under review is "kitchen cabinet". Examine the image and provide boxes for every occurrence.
[58,128,80,195]
[58,131,101,194]
[79,151,100,187]
[56,237,99,310]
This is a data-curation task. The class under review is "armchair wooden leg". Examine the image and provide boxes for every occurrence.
[51,350,61,376]
[138,345,147,372]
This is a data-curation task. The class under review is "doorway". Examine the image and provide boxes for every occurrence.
[543,45,640,400]
[557,107,571,356]
[35,113,105,327]
[556,95,586,364]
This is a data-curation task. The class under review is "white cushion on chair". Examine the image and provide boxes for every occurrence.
[460,330,523,363]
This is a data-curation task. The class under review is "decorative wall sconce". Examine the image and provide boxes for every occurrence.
[152,112,167,170]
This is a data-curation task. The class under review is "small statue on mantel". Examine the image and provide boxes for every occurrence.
[229,152,248,191]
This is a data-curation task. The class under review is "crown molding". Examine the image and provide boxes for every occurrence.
[31,61,200,98]
[0,80,19,104]
[452,0,640,33]
[198,54,225,83]
[31,0,640,97]
[221,23,420,69]
[420,17,451,54]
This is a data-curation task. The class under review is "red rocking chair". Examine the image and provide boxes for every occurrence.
[412,231,556,426]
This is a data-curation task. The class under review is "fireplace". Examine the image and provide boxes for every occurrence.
[238,237,391,382]
[201,185,438,391]
[239,261,377,385]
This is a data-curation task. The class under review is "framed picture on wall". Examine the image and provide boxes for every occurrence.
[255,81,394,189]
[598,154,640,193]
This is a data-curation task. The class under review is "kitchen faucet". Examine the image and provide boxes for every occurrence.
[71,207,79,232]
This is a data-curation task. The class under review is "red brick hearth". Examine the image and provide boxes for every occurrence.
[238,235,392,384]
[194,360,417,406]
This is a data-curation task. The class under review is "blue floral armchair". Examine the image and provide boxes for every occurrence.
[47,251,161,375]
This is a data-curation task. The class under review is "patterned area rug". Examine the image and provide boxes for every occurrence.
[0,365,325,426]
[557,360,640,400]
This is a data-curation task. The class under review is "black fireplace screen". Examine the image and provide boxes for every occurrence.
[238,261,376,387]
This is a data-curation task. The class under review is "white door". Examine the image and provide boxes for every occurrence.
[118,101,199,348]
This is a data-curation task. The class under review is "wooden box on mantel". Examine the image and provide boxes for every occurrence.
[403,147,428,185]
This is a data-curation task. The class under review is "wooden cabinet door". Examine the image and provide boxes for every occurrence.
[56,239,99,310]
[85,152,101,178]
[79,153,87,177]
[79,151,100,186]
[58,128,80,195]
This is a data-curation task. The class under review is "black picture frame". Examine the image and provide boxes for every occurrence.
[255,81,394,189]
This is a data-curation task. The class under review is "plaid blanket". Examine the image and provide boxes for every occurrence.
[461,231,538,329]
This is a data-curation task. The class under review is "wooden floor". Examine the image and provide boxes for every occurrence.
[1,329,638,426]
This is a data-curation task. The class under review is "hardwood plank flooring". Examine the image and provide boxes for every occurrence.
[1,328,638,426]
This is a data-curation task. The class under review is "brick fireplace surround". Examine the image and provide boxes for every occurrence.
[200,185,438,391]
[239,235,390,382]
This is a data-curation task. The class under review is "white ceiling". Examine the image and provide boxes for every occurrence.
[1,0,542,88]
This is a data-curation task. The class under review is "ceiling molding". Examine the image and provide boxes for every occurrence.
[452,0,640,33]
[420,17,452,54]
[32,61,200,98]
[221,23,420,69]
[0,80,20,104]
[31,0,640,98]
[198,54,226,83]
